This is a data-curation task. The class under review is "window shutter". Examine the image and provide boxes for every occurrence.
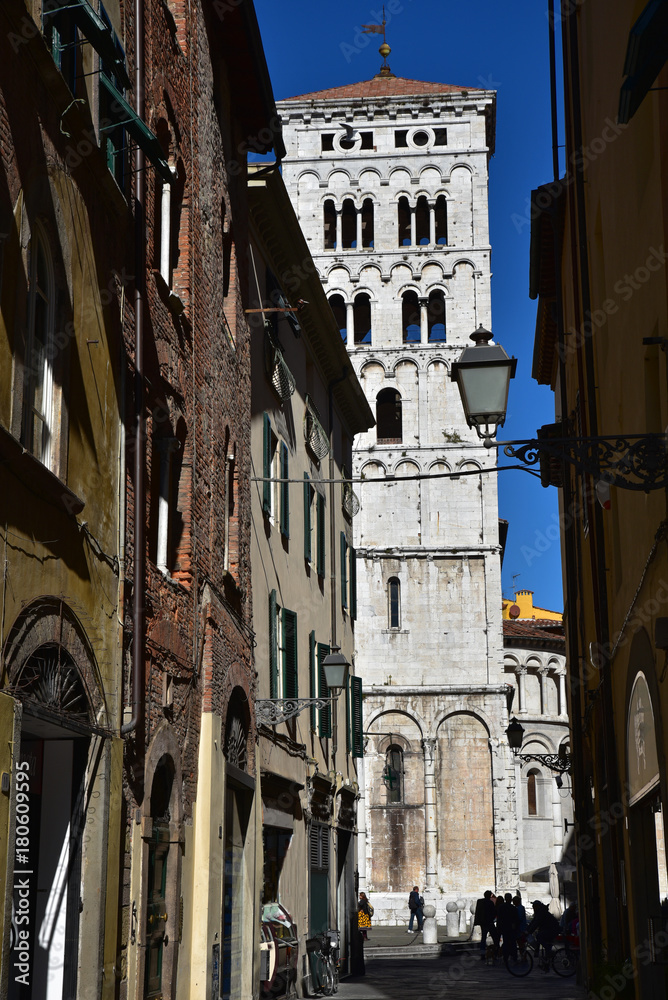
[350,545,357,620]
[351,675,363,757]
[318,642,331,738]
[263,413,272,515]
[316,492,326,577]
[340,532,348,609]
[282,608,298,699]
[320,826,330,869]
[280,442,289,538]
[309,630,317,730]
[269,589,278,699]
[345,675,351,754]
[303,474,311,561]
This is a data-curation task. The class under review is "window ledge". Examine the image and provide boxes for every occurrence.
[382,629,409,635]
[0,424,84,515]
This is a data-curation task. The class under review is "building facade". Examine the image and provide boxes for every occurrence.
[278,65,520,924]
[248,165,373,992]
[530,1,668,994]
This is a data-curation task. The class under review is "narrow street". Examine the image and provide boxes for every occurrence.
[338,957,586,999]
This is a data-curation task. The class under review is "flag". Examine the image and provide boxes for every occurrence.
[361,23,384,34]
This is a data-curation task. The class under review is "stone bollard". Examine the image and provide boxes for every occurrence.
[470,902,481,942]
[422,903,437,944]
[457,898,467,935]
[445,900,459,939]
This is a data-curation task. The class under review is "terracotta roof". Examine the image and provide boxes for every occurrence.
[503,618,565,642]
[279,76,487,102]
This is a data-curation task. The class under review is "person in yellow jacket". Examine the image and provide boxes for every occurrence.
[358,892,373,940]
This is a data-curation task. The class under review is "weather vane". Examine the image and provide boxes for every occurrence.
[362,6,393,76]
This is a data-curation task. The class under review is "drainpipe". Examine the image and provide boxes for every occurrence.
[122,0,145,740]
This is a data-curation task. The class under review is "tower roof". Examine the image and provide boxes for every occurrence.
[279,76,489,102]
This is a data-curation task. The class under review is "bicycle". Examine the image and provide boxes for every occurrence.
[306,930,339,996]
[505,934,578,977]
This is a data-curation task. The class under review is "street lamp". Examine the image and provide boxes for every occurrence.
[256,647,349,726]
[450,327,668,491]
[505,716,572,774]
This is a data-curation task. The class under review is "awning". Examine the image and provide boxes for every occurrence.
[99,74,173,183]
[47,0,131,89]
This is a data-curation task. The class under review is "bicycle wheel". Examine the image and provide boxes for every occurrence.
[319,960,335,996]
[505,949,533,977]
[552,947,577,977]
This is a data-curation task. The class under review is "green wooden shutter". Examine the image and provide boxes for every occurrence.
[316,492,325,577]
[263,413,272,515]
[345,675,351,754]
[280,442,289,538]
[269,589,278,698]
[303,474,312,561]
[318,642,331,738]
[282,608,298,698]
[350,545,357,621]
[351,675,363,757]
[340,532,348,609]
[309,631,317,729]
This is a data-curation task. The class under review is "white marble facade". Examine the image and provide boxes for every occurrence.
[277,76,520,924]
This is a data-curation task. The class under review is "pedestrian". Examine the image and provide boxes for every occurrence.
[473,889,498,959]
[358,891,373,940]
[513,894,527,936]
[496,892,518,959]
[407,885,424,932]
[527,899,560,960]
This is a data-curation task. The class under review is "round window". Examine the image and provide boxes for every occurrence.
[413,131,429,147]
[339,136,356,150]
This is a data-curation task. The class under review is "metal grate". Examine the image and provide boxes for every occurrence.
[304,396,329,460]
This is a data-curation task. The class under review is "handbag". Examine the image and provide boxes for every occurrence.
[358,909,371,928]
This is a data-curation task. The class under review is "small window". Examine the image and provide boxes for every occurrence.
[413,130,429,147]
[353,293,372,345]
[43,3,79,94]
[394,130,408,148]
[428,290,446,342]
[324,199,336,250]
[398,197,411,247]
[22,225,56,470]
[402,291,420,343]
[527,769,539,816]
[340,135,355,151]
[388,577,400,629]
[98,7,128,189]
[321,133,334,151]
[434,128,448,146]
[385,745,403,803]
[361,199,374,249]
[435,195,448,245]
[360,131,374,149]
[376,388,402,444]
[416,195,430,246]
[341,199,356,249]
[329,294,347,341]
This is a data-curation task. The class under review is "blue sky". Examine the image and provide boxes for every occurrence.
[254,0,565,612]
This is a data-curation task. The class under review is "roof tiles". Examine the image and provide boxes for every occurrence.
[279,76,485,102]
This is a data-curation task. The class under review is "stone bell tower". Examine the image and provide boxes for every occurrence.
[277,43,519,922]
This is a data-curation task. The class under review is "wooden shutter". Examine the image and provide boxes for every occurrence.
[280,442,289,538]
[318,642,331,738]
[309,630,317,730]
[345,675,351,753]
[269,589,278,698]
[340,532,348,609]
[303,474,312,561]
[350,545,357,620]
[351,675,363,757]
[282,608,298,699]
[316,492,326,577]
[263,413,272,515]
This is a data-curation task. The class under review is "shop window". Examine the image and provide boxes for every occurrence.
[376,388,402,444]
[428,290,446,342]
[388,577,401,629]
[353,293,372,345]
[341,199,356,248]
[385,744,403,803]
[362,198,374,248]
[416,195,430,245]
[435,195,448,244]
[324,200,336,250]
[402,290,420,343]
[398,196,411,246]
[329,294,347,341]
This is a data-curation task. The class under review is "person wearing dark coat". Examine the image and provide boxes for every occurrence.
[473,890,498,956]
[527,900,560,958]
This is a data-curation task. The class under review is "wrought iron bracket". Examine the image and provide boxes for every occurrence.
[256,697,332,726]
[500,433,668,492]
[513,751,572,774]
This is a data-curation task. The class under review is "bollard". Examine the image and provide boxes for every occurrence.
[422,903,438,944]
[457,898,467,934]
[470,902,482,942]
[445,900,459,938]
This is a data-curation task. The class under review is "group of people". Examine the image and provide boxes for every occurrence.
[473,890,562,961]
[357,886,424,939]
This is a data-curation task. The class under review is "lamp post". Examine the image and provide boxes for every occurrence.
[255,647,349,730]
[450,326,668,491]
[505,716,571,774]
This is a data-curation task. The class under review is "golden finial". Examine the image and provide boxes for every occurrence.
[362,5,394,77]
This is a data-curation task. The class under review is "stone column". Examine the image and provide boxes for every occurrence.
[336,209,342,250]
[429,203,436,245]
[345,301,354,346]
[558,671,568,718]
[422,737,438,890]
[410,206,416,246]
[356,208,363,250]
[538,666,549,715]
[419,297,428,344]
[357,751,368,890]
[515,665,527,715]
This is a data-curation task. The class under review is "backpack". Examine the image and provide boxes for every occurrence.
[419,896,425,908]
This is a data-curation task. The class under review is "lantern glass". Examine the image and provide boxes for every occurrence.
[450,326,517,439]
[506,717,525,750]
[322,651,349,691]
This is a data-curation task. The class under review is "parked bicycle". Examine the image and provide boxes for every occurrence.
[306,930,339,996]
[505,933,579,977]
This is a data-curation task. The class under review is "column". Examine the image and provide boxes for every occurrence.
[356,209,363,250]
[345,301,354,346]
[336,209,342,250]
[357,750,367,891]
[422,738,437,890]
[419,297,428,345]
[429,203,436,245]
[515,665,527,715]
[410,206,416,246]
[538,666,549,716]
[552,776,563,863]
[558,671,568,718]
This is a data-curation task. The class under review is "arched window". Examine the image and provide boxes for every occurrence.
[353,293,371,344]
[398,196,411,246]
[324,199,336,250]
[376,388,402,443]
[428,290,446,341]
[527,769,539,816]
[388,577,400,628]
[435,195,448,244]
[402,291,421,343]
[362,198,374,248]
[385,744,403,803]
[330,294,347,342]
[416,195,430,245]
[23,224,56,471]
[341,198,356,249]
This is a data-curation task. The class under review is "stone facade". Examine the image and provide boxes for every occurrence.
[278,70,519,925]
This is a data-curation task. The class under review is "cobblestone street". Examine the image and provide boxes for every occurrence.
[339,956,587,999]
